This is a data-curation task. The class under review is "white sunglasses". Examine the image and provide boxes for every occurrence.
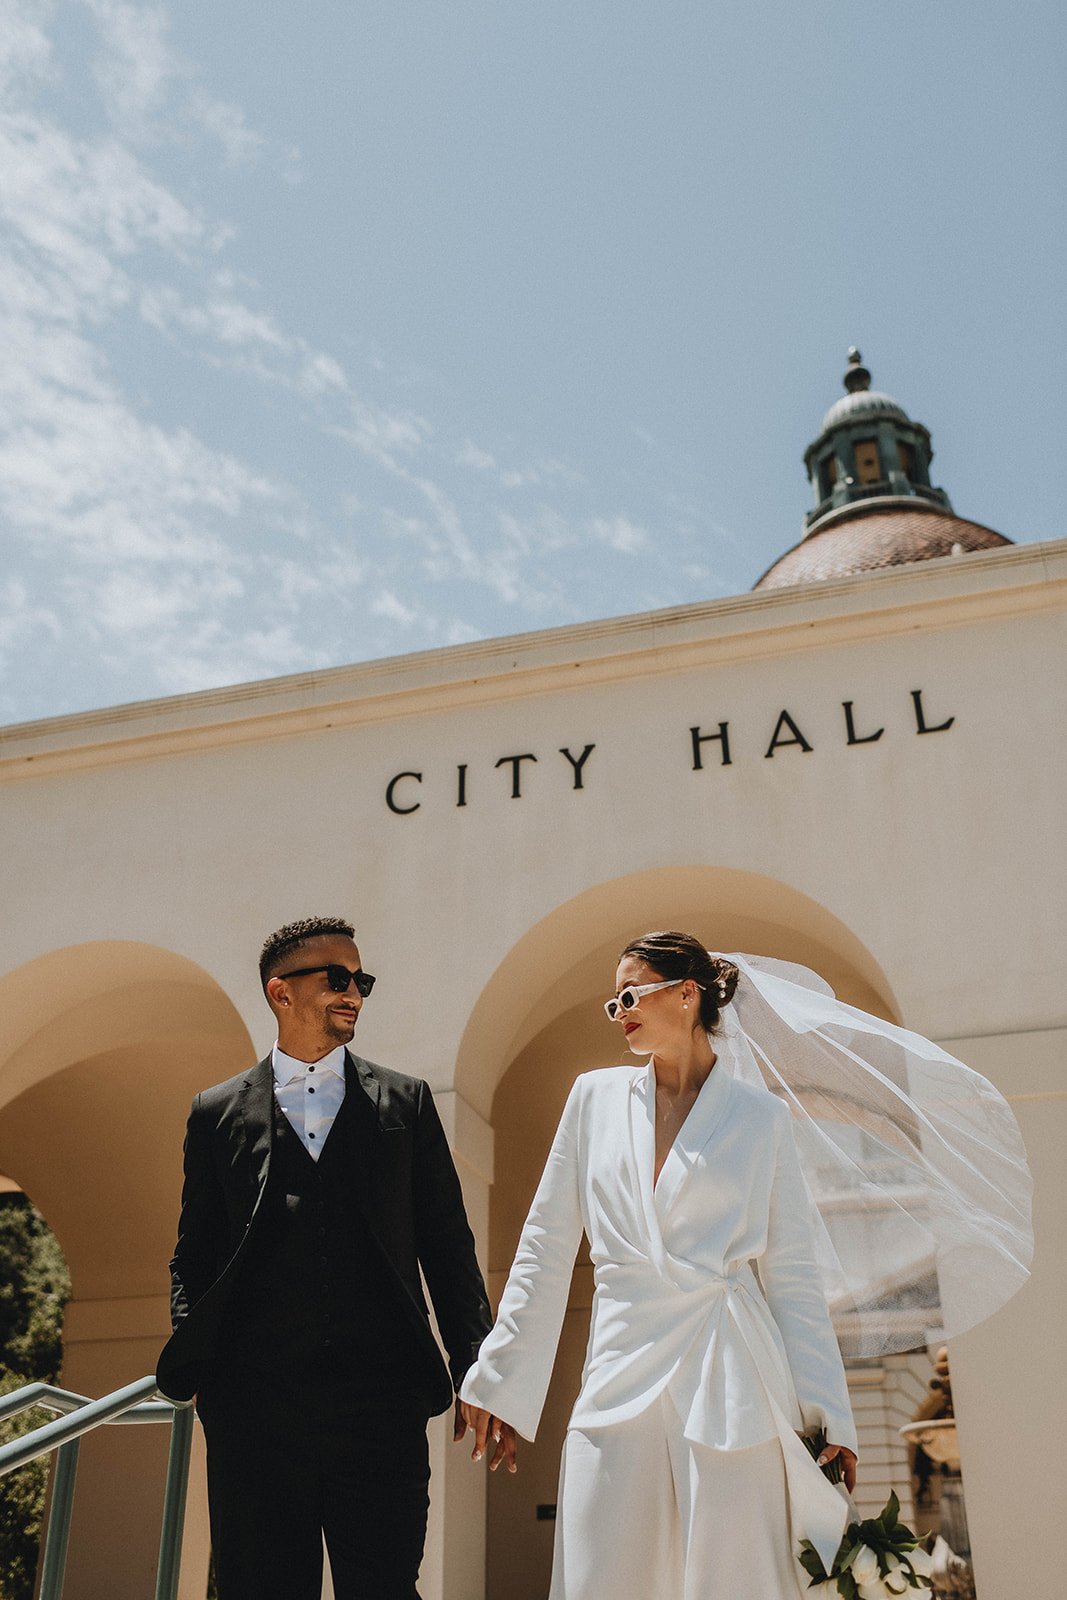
[604,977,692,1021]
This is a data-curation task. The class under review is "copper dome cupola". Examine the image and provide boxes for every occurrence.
[754,350,1012,590]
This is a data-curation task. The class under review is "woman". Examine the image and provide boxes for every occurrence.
[459,931,859,1600]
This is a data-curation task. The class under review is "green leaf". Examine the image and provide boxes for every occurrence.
[881,1491,900,1529]
[798,1545,827,1581]
[839,1541,863,1572]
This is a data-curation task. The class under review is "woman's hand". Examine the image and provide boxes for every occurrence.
[817,1442,857,1493]
[454,1400,518,1473]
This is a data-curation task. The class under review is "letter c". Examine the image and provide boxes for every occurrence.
[386,771,423,814]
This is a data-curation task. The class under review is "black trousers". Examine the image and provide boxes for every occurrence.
[197,1366,431,1600]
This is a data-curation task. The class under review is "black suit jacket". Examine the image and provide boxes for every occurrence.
[156,1052,492,1411]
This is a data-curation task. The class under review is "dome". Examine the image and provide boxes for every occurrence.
[820,389,909,431]
[754,502,1012,590]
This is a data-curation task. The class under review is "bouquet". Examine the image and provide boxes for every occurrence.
[799,1431,934,1598]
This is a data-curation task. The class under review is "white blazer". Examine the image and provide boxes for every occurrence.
[461,1052,858,1567]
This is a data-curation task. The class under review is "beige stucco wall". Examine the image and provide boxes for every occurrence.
[0,538,1063,1599]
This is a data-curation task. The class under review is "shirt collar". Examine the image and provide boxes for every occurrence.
[271,1042,346,1090]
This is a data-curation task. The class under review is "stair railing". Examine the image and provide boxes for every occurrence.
[0,1375,194,1600]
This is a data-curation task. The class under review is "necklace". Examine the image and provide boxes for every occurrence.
[655,1087,697,1123]
[654,1055,715,1122]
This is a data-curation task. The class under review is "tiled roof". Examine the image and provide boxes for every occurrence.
[754,505,1012,590]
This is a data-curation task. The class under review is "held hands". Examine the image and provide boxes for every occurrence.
[816,1442,858,1494]
[454,1400,518,1474]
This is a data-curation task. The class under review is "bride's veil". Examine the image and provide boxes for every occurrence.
[714,952,1033,1358]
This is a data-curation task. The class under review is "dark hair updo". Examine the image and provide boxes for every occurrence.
[618,930,739,1034]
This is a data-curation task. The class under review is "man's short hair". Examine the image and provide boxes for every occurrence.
[259,917,356,988]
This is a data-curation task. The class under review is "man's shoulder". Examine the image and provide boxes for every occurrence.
[192,1058,271,1114]
[348,1053,426,1101]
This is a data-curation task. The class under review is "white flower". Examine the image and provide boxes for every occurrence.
[883,1554,910,1595]
[908,1546,934,1581]
[856,1580,893,1600]
[851,1546,880,1585]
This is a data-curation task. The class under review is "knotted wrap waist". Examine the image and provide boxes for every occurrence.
[570,1259,850,1571]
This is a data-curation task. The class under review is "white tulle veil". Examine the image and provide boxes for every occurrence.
[712,953,1033,1358]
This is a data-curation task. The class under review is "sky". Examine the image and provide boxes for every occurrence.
[1,0,1064,726]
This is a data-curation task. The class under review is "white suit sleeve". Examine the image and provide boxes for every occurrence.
[459,1077,585,1440]
[760,1101,858,1455]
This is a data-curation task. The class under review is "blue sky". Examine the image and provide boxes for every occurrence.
[1,1,1063,724]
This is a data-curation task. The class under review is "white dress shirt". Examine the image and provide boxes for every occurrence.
[271,1043,346,1159]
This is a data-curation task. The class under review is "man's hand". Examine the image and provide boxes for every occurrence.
[454,1400,518,1473]
[816,1442,858,1493]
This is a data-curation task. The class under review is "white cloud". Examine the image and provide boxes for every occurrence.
[188,88,264,167]
[457,439,495,471]
[81,0,173,134]
[0,0,695,723]
[298,351,347,396]
[501,467,540,489]
[91,567,243,636]
[337,402,432,471]
[78,0,266,166]
[590,516,648,554]
[140,285,290,350]
[0,121,208,323]
[445,618,480,646]
[0,7,322,707]
[141,620,331,696]
[0,0,55,99]
[371,589,418,627]
[0,577,61,655]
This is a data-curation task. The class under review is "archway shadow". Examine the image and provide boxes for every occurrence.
[460,867,900,1600]
[0,941,254,1600]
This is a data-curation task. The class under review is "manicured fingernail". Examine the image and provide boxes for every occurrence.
[473,1450,482,1461]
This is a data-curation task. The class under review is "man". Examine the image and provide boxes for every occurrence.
[157,916,494,1600]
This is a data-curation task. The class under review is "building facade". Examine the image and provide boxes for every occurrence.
[0,366,1062,1599]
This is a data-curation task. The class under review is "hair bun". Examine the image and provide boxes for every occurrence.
[711,958,740,1007]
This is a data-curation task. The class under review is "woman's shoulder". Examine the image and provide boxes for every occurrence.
[726,1073,791,1126]
[570,1064,643,1099]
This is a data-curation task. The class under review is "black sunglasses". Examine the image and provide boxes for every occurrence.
[276,964,376,997]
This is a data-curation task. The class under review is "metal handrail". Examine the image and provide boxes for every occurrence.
[0,1374,194,1600]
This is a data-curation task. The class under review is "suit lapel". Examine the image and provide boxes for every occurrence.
[347,1051,384,1122]
[653,1051,734,1219]
[237,1057,275,1195]
[340,1052,393,1212]
[629,1066,669,1273]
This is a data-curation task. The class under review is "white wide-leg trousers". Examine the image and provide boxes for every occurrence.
[548,1394,808,1600]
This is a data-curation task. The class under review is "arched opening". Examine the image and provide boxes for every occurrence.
[0,941,255,1600]
[0,1181,70,1600]
[458,867,903,1600]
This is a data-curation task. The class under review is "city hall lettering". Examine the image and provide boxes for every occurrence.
[384,688,954,814]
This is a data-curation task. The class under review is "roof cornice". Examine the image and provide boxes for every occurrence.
[2,539,1065,782]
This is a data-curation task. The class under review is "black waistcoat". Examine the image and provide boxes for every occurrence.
[216,1085,421,1390]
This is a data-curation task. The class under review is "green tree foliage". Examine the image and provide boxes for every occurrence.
[0,1194,71,1600]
